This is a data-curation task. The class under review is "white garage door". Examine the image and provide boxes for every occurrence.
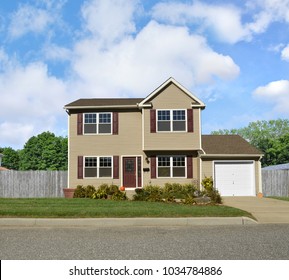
[214,161,255,196]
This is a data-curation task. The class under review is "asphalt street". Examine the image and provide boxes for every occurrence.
[1,224,289,259]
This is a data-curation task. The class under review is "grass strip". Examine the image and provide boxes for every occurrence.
[0,198,253,218]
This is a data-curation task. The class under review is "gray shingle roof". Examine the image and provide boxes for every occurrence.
[202,135,263,155]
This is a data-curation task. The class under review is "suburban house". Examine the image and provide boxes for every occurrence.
[64,77,263,196]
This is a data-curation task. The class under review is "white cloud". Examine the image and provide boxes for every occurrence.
[253,80,289,114]
[81,0,139,46]
[72,20,240,97]
[152,1,249,44]
[0,54,68,148]
[281,44,289,61]
[43,43,72,61]
[8,4,53,39]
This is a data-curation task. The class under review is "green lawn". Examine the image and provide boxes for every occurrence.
[268,196,289,202]
[0,198,253,218]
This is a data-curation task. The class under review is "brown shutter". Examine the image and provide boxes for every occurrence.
[150,109,156,133]
[137,156,142,187]
[187,156,193,178]
[77,113,83,135]
[113,112,118,135]
[187,109,193,133]
[113,156,119,179]
[151,156,156,179]
[78,156,83,179]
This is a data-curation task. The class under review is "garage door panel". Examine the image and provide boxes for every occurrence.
[214,162,255,196]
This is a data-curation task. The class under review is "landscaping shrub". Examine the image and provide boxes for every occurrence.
[85,185,96,198]
[73,185,86,198]
[201,176,222,204]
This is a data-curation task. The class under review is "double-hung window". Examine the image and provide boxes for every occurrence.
[157,156,186,178]
[84,113,112,134]
[84,156,112,178]
[157,110,186,132]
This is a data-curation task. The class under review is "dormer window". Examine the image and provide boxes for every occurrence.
[157,109,186,132]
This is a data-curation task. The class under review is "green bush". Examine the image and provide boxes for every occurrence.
[73,185,86,198]
[111,190,127,201]
[85,185,96,198]
[201,177,222,204]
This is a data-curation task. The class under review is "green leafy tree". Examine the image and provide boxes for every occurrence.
[211,119,289,167]
[19,132,68,170]
[0,147,20,170]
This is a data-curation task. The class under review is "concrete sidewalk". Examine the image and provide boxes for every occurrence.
[0,216,257,227]
[223,197,289,224]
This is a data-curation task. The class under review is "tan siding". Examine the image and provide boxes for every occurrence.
[69,111,144,188]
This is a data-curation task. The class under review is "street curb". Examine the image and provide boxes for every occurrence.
[0,217,257,227]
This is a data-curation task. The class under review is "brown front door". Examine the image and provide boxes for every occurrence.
[123,157,136,188]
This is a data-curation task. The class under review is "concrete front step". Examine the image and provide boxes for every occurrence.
[125,189,137,200]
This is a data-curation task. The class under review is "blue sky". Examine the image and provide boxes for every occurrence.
[1,0,289,149]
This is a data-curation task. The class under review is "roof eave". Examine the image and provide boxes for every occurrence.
[64,104,140,110]
[200,154,263,159]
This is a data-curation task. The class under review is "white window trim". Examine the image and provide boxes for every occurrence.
[157,155,187,178]
[84,156,113,179]
[156,109,187,133]
[83,113,112,135]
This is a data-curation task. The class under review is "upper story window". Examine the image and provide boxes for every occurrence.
[157,109,186,132]
[84,113,112,134]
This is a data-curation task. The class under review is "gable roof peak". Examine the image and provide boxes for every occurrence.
[139,77,205,108]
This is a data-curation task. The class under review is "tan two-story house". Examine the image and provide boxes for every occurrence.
[64,78,263,196]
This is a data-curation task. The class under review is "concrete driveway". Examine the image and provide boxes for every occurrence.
[223,197,289,224]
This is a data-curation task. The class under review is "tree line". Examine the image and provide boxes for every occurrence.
[1,119,289,170]
[0,132,67,170]
[212,119,289,167]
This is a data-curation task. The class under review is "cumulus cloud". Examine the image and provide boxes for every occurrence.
[72,20,240,97]
[81,0,139,46]
[253,80,289,114]
[8,5,53,39]
[152,1,249,44]
[0,53,68,148]
[281,44,289,61]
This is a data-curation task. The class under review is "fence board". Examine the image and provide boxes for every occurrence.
[0,171,68,198]
[262,170,289,197]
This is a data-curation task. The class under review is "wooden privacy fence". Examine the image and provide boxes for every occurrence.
[262,170,289,197]
[0,171,68,198]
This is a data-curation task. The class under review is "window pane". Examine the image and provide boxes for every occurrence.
[85,157,97,167]
[99,124,111,134]
[158,121,170,131]
[84,124,97,134]
[99,157,112,167]
[158,167,170,177]
[173,110,185,120]
[158,156,170,167]
[173,156,185,167]
[173,167,186,177]
[158,110,170,120]
[99,113,111,123]
[99,168,112,177]
[84,113,96,124]
[85,168,97,177]
[173,121,186,131]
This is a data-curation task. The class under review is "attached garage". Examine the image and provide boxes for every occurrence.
[214,161,255,196]
[201,135,264,197]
